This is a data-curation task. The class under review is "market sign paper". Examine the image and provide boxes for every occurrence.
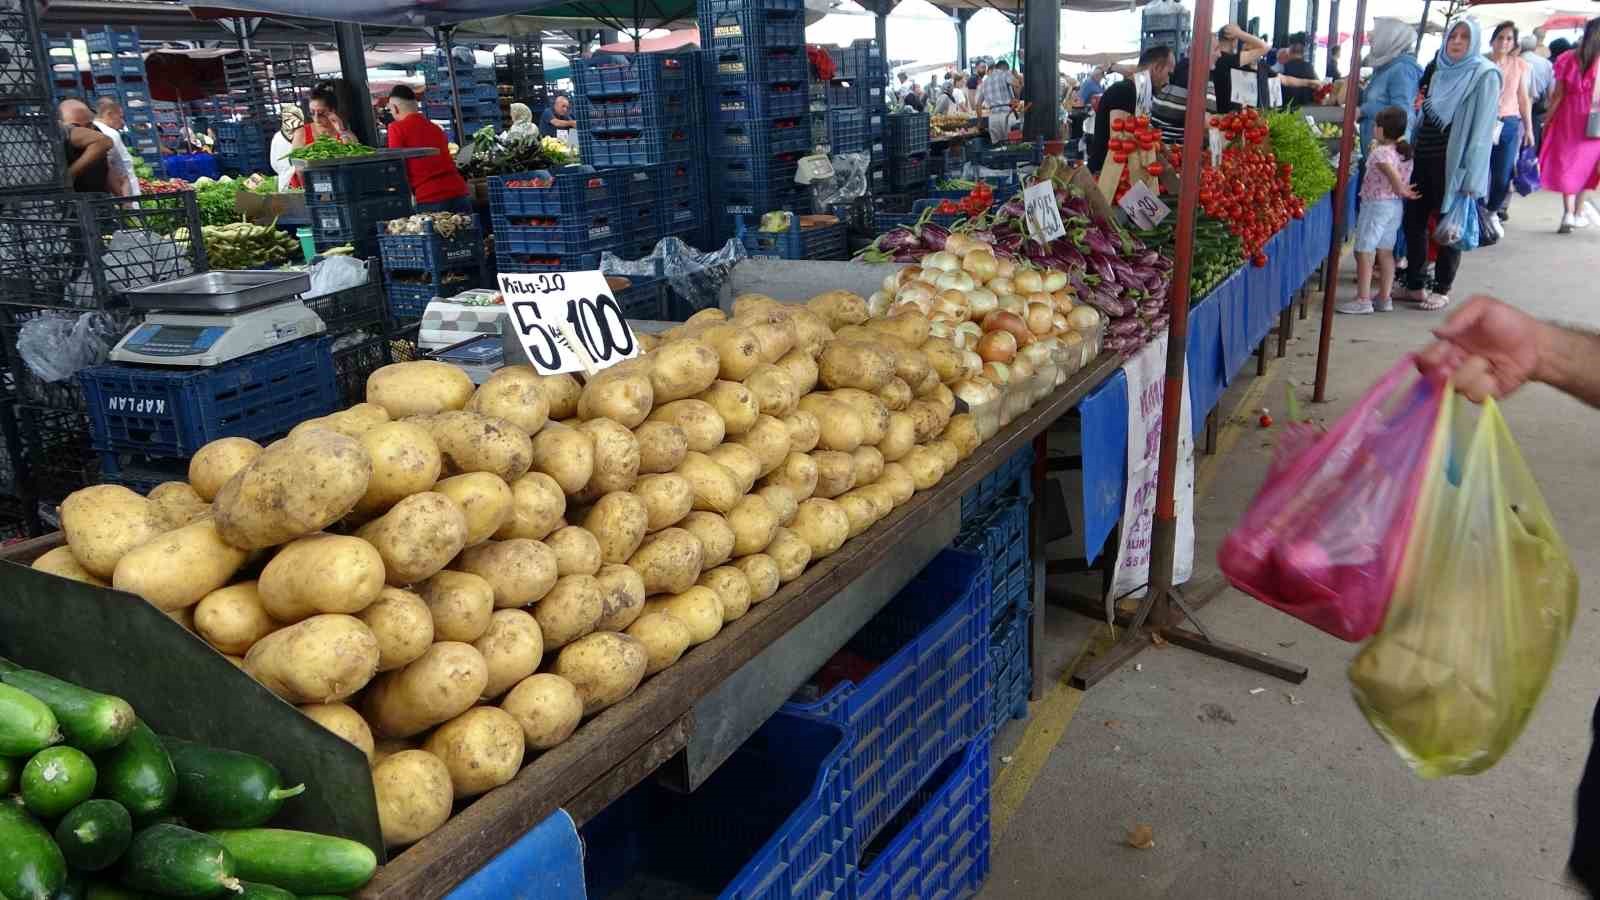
[1023,180,1067,243]
[1108,335,1195,609]
[499,271,640,376]
[1229,69,1259,108]
[1266,76,1284,109]
[1118,181,1171,230]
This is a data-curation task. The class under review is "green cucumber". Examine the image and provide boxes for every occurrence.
[120,823,242,897]
[54,798,133,871]
[162,737,306,829]
[0,798,67,900]
[0,754,18,793]
[85,883,157,900]
[20,745,97,817]
[95,722,176,817]
[209,828,378,895]
[0,681,61,756]
[237,882,298,900]
[0,668,136,752]
[54,871,89,900]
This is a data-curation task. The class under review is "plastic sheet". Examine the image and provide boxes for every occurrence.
[1349,393,1576,778]
[303,256,370,300]
[16,310,132,382]
[600,236,747,319]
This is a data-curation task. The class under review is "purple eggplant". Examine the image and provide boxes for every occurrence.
[1103,334,1146,353]
[876,228,922,252]
[921,223,950,250]
[1001,198,1025,218]
[892,250,923,262]
[1108,318,1145,338]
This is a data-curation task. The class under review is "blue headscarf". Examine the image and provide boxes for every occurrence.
[1424,18,1498,126]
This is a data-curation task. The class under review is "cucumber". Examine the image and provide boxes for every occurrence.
[0,754,18,793]
[20,745,97,818]
[54,798,133,871]
[162,736,306,829]
[0,797,67,900]
[95,722,176,817]
[0,681,61,756]
[86,881,158,900]
[209,828,378,895]
[54,871,88,900]
[236,882,298,900]
[0,668,136,752]
[120,823,242,897]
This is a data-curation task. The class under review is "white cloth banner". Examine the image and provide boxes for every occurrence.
[1108,334,1195,607]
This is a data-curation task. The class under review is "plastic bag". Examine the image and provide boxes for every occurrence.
[303,256,370,300]
[1432,194,1479,251]
[1513,146,1540,197]
[600,236,747,319]
[1349,393,1577,778]
[16,310,129,383]
[1220,358,1443,641]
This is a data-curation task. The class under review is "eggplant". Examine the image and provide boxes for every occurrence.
[877,227,923,252]
[1001,198,1025,218]
[1104,334,1146,353]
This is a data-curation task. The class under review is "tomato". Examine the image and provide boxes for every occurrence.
[1146,162,1165,176]
[1112,151,1129,164]
[1252,253,1268,268]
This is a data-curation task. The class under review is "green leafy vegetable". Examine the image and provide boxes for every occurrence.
[1266,111,1336,202]
[287,137,376,160]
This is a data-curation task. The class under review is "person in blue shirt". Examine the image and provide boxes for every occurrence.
[1359,19,1424,155]
[1077,67,1105,106]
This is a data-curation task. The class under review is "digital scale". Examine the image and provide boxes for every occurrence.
[113,270,325,367]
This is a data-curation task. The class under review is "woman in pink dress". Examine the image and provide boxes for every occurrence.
[1540,19,1600,233]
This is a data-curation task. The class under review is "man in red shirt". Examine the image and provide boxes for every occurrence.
[385,85,472,213]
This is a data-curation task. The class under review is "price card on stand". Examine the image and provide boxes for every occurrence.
[1118,181,1171,229]
[1229,69,1259,108]
[1208,127,1226,166]
[1022,180,1067,243]
[1266,76,1284,109]
[498,271,640,375]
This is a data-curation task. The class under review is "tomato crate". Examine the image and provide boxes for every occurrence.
[78,337,339,459]
[709,117,810,159]
[308,194,414,246]
[736,215,846,261]
[579,125,697,167]
[375,216,485,271]
[658,198,702,236]
[576,91,694,133]
[573,52,693,98]
[385,268,485,322]
[826,108,868,153]
[711,154,802,195]
[988,603,1030,730]
[854,728,993,900]
[582,712,852,900]
[495,250,605,274]
[303,158,411,204]
[704,46,808,86]
[656,160,702,206]
[871,197,965,233]
[886,153,929,191]
[783,549,990,857]
[608,165,658,207]
[884,112,930,157]
[494,208,626,255]
[701,6,805,50]
[706,81,809,123]
[488,169,613,219]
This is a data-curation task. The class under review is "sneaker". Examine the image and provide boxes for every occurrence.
[1336,298,1375,315]
[1498,208,1509,222]
[1584,201,1600,226]
[1560,213,1576,235]
[1374,294,1394,312]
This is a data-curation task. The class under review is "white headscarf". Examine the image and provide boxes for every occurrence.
[1366,19,1415,72]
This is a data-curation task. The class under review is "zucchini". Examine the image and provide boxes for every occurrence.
[0,754,18,793]
[20,745,97,818]
[236,882,297,900]
[96,721,176,817]
[0,797,67,900]
[0,681,61,756]
[162,736,306,829]
[54,872,89,900]
[86,881,159,900]
[120,823,242,897]
[54,798,133,871]
[209,828,378,895]
[0,668,136,752]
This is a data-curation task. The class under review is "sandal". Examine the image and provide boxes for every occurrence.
[1419,292,1451,311]
[1392,287,1429,304]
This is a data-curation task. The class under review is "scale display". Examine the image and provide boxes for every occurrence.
[120,324,227,357]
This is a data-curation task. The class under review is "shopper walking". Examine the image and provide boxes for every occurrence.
[92,98,139,197]
[1522,35,1554,146]
[1538,18,1600,234]
[977,60,1018,144]
[1486,22,1536,220]
[1395,18,1501,313]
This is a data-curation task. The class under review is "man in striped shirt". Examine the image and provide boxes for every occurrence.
[976,60,1018,143]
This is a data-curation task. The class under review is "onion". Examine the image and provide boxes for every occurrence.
[1052,292,1074,314]
[868,290,892,318]
[928,320,954,340]
[935,270,975,292]
[894,266,925,288]
[961,349,983,378]
[982,361,1012,384]
[995,258,1016,279]
[883,273,899,293]
[896,281,934,307]
[1025,302,1054,336]
[953,379,999,408]
[1010,355,1036,381]
[933,296,967,321]
[923,251,961,273]
[977,329,1018,363]
[1019,341,1056,368]
[982,309,1034,346]
[954,320,982,349]
[1041,269,1069,292]
[962,249,998,283]
[944,233,974,256]
[1013,269,1044,294]
[988,276,1014,296]
[1051,312,1070,335]
[998,293,1027,315]
[1067,306,1102,331]
[965,288,998,319]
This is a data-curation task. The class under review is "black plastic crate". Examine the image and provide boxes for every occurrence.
[888,152,929,191]
[885,112,930,157]
[309,194,415,246]
[303,158,411,205]
[709,117,810,158]
[0,308,136,411]
[303,270,384,335]
[11,403,97,504]
[706,80,808,122]
[0,5,51,104]
[0,113,65,195]
[701,6,805,50]
[331,328,391,406]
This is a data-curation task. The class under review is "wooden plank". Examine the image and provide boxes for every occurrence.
[0,532,65,565]
[565,714,693,826]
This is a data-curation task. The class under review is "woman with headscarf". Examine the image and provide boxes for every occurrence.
[270,106,303,188]
[1538,18,1600,233]
[1359,20,1424,155]
[1395,18,1501,312]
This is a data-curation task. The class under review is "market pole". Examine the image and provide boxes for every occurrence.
[1415,0,1431,52]
[1326,0,1341,69]
[956,9,976,71]
[1021,0,1059,140]
[437,26,467,151]
[1312,0,1366,403]
[334,22,377,147]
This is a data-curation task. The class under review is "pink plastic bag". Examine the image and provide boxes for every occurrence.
[1219,357,1443,641]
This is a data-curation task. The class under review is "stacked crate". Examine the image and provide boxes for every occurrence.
[207,49,274,174]
[82,28,162,170]
[424,49,500,142]
[955,443,1035,730]
[267,45,315,115]
[1140,9,1192,54]
[884,111,931,194]
[152,101,184,156]
[303,158,414,259]
[377,215,488,326]
[46,35,79,101]
[492,168,642,274]
[823,39,888,193]
[505,37,549,113]
[700,0,811,245]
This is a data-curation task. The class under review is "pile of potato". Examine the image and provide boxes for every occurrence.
[38,291,989,849]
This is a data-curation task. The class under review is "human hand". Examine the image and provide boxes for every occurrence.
[1522,127,1535,148]
[1416,295,1546,402]
[1399,183,1420,200]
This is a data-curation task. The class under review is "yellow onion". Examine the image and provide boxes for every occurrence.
[868,290,892,318]
[1026,291,1055,309]
[965,288,998,319]
[953,379,1001,407]
[1025,301,1055,336]
[934,270,975,293]
[928,320,954,340]
[982,360,1012,384]
[998,293,1027,315]
[1052,291,1074,314]
[1013,268,1044,294]
[944,232,974,256]
[961,349,983,378]
[954,320,982,349]
[932,296,967,322]
[894,266,926,288]
[995,257,1017,279]
[962,248,998,283]
[896,281,934,307]
[1067,305,1102,331]
[1010,355,1036,381]
[1041,269,1069,292]
[988,276,1014,296]
[1051,312,1070,335]
[977,329,1018,363]
[982,309,1034,347]
[923,250,961,273]
[1019,341,1057,368]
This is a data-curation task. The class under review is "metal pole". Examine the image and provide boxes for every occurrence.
[874,0,888,65]
[1312,0,1367,403]
[1021,0,1058,141]
[1272,0,1290,45]
[333,21,376,147]
[437,27,466,146]
[1415,0,1432,52]
[1327,0,1341,66]
[1306,0,1320,74]
[956,9,975,70]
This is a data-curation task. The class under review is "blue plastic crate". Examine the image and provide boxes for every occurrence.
[612,270,667,321]
[577,90,694,132]
[79,337,338,459]
[711,154,802,194]
[702,6,805,49]
[709,117,809,158]
[705,46,809,85]
[385,268,484,321]
[852,82,886,110]
[488,169,611,218]
[887,153,929,192]
[303,158,410,204]
[697,0,803,13]
[607,165,658,207]
[84,27,140,54]
[308,194,414,246]
[582,712,851,900]
[656,160,701,206]
[376,216,484,271]
[97,454,187,496]
[783,549,991,858]
[495,250,606,274]
[988,603,1030,730]
[579,124,697,167]
[495,208,623,255]
[658,198,702,236]
[884,112,930,157]
[573,53,692,97]
[853,728,993,900]
[710,183,807,219]
[737,215,846,261]
[834,40,885,82]
[871,197,966,233]
[955,498,1028,623]
[826,107,868,153]
[706,80,809,122]
[976,143,1043,171]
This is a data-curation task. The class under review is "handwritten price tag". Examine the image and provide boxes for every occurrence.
[1118,181,1171,229]
[1267,76,1284,109]
[498,270,640,376]
[1229,69,1259,108]
[1208,128,1225,166]
[1022,180,1067,243]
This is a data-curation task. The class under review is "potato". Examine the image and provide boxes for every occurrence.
[791,498,850,559]
[258,534,385,621]
[857,483,899,519]
[706,443,761,495]
[419,570,495,642]
[699,566,752,623]
[876,377,913,412]
[700,324,762,381]
[811,451,856,500]
[920,337,966,384]
[301,702,374,763]
[755,484,798,528]
[870,309,932,347]
[833,324,882,344]
[878,412,917,462]
[633,421,688,474]
[350,422,442,519]
[533,372,582,420]
[783,410,821,454]
[906,400,947,443]
[214,430,371,550]
[818,340,894,392]
[501,674,583,750]
[364,641,487,737]
[625,612,692,676]
[851,446,885,487]
[677,451,741,514]
[735,554,781,603]
[775,349,819,396]
[632,473,695,532]
[553,632,649,715]
[467,367,551,435]
[245,614,380,704]
[743,363,797,417]
[758,452,818,502]
[576,418,640,500]
[148,482,208,531]
[581,492,649,565]
[113,519,249,612]
[748,313,799,364]
[371,737,417,768]
[797,395,864,453]
[430,472,514,548]
[627,527,705,595]
[944,414,982,459]
[422,707,525,799]
[188,438,263,503]
[928,439,961,474]
[289,404,390,440]
[166,605,196,632]
[891,347,932,392]
[417,411,534,482]
[31,546,107,587]
[727,495,779,557]
[455,538,559,609]
[472,609,544,699]
[915,367,942,398]
[496,472,566,542]
[877,462,917,505]
[928,382,957,419]
[357,587,434,672]
[357,492,468,586]
[546,525,602,576]
[372,750,453,846]
[728,421,789,485]
[60,484,163,579]
[678,512,734,569]
[696,381,758,436]
[642,587,723,645]
[904,446,947,490]
[193,582,277,656]
[576,370,653,428]
[648,338,721,403]
[805,290,869,330]
[594,563,647,632]
[837,492,880,538]
[367,360,474,418]
[648,399,726,453]
[730,294,780,318]
[764,527,812,582]
[788,308,834,358]
[535,574,602,648]
[527,423,595,496]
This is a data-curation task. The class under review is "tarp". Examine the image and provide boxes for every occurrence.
[600,29,699,51]
[187,1,557,27]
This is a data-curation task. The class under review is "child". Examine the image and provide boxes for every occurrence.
[1338,106,1418,315]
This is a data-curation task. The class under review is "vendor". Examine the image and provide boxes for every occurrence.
[385,85,472,214]
[58,98,117,195]
[292,82,353,153]
[270,106,302,187]
[539,95,576,138]
[1277,33,1322,106]
[1086,46,1176,173]
[1210,24,1270,113]
[976,59,1019,143]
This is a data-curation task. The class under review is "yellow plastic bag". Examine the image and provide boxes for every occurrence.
[1348,392,1578,778]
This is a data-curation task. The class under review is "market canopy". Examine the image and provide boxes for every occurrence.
[1059,48,1138,65]
[186,0,562,26]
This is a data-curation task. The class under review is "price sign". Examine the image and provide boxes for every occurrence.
[1230,69,1259,108]
[498,270,640,375]
[1305,114,1317,130]
[1208,127,1226,166]
[1022,180,1067,243]
[1266,76,1284,109]
[1118,181,1171,229]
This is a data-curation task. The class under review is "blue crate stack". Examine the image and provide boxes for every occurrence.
[821,39,888,193]
[302,157,415,259]
[214,119,272,175]
[46,35,79,101]
[425,49,501,142]
[81,28,163,170]
[376,214,488,324]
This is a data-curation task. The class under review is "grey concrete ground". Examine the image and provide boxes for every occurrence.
[983,192,1600,900]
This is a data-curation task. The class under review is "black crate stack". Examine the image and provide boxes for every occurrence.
[303,158,415,260]
[1140,9,1192,53]
[267,45,316,115]
[822,39,887,194]
[213,50,274,175]
[505,37,549,114]
[883,110,930,195]
[424,48,501,144]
